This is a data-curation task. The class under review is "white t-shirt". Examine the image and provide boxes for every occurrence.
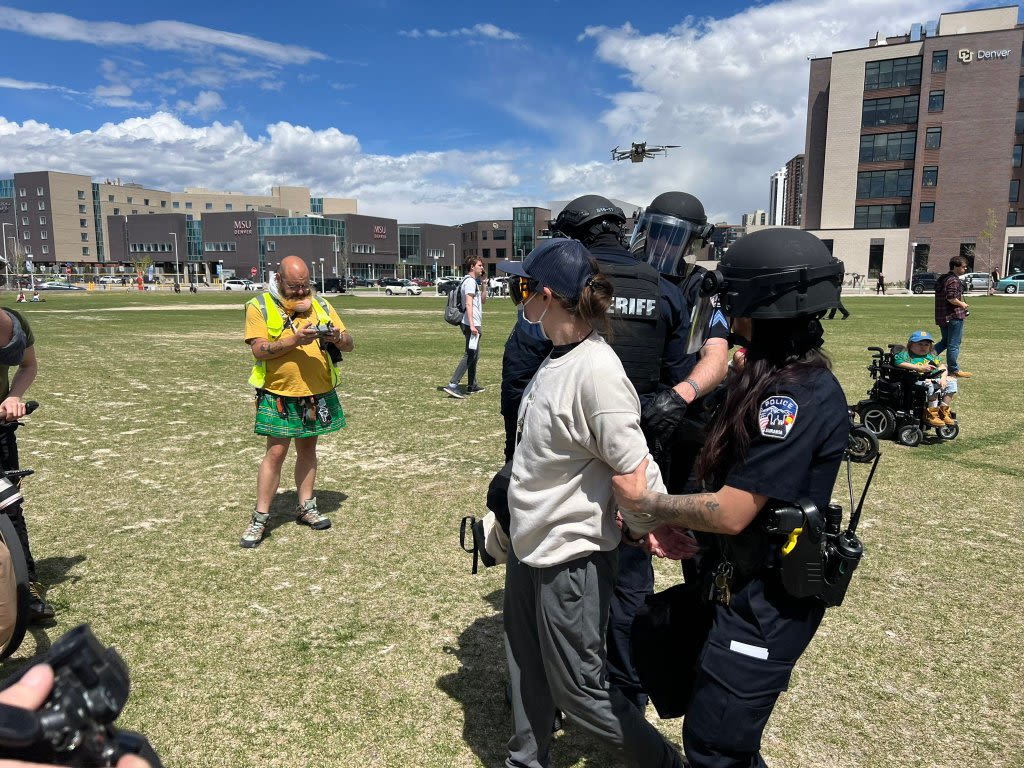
[460,276,482,328]
[508,333,665,567]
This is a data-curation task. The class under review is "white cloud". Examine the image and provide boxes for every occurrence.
[399,23,519,41]
[566,0,975,222]
[0,6,325,64]
[0,113,533,224]
[175,91,225,117]
[0,77,75,93]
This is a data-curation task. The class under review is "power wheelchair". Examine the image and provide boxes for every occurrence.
[853,345,960,448]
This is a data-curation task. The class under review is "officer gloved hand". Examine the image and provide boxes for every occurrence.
[641,388,688,450]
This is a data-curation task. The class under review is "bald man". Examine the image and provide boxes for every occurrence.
[240,256,354,548]
[0,306,52,621]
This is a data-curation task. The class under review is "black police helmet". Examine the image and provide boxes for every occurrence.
[707,228,843,319]
[646,191,708,225]
[553,195,626,242]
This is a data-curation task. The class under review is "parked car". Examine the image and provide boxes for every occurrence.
[436,276,461,295]
[223,279,257,291]
[97,275,123,285]
[351,277,377,287]
[910,272,940,294]
[36,281,85,291]
[382,279,422,296]
[411,277,434,287]
[960,271,992,291]
[995,273,1024,293]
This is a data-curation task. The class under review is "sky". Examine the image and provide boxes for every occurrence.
[0,0,993,225]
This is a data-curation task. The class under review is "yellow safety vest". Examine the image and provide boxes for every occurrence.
[246,292,340,390]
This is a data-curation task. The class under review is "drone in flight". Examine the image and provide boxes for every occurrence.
[611,141,680,163]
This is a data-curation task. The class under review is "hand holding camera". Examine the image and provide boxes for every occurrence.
[0,625,162,767]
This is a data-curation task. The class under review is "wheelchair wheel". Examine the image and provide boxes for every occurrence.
[860,404,896,440]
[938,423,960,440]
[847,425,880,462]
[897,425,923,447]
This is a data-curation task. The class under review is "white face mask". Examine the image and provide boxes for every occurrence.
[521,293,550,341]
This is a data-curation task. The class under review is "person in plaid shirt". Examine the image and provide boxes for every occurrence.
[933,255,972,378]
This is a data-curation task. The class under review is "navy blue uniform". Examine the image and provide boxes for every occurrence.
[684,366,849,768]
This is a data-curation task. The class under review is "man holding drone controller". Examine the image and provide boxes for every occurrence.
[239,256,354,549]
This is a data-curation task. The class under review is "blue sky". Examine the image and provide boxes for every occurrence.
[0,0,989,224]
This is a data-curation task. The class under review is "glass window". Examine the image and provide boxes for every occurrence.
[932,50,947,72]
[126,197,132,204]
[1020,76,1024,101]
[867,243,884,279]
[494,229,507,240]
[20,217,27,226]
[41,245,48,254]
[862,96,919,126]
[1016,146,1023,167]
[205,203,213,210]
[161,200,167,208]
[854,204,911,229]
[113,208,119,215]
[496,248,507,259]
[39,231,47,240]
[37,200,45,210]
[38,215,46,225]
[80,219,87,227]
[77,190,85,200]
[864,56,922,90]
[1009,211,1018,226]
[925,127,942,149]
[920,202,935,223]
[922,166,938,187]
[36,186,43,196]
[143,199,149,206]
[185,202,192,209]
[858,131,917,162]
[81,232,89,241]
[17,188,25,197]
[22,231,29,240]
[82,247,89,256]
[1017,113,1024,135]
[78,204,87,213]
[225,203,232,211]
[1011,180,1021,203]
[482,230,488,240]
[107,194,114,202]
[928,91,944,112]
[856,169,914,198]
[173,201,180,209]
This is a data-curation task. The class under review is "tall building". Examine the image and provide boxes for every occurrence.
[769,167,787,225]
[741,210,768,227]
[783,154,805,226]
[803,5,1024,280]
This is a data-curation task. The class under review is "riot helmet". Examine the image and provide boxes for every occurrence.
[701,228,843,319]
[629,191,715,279]
[552,195,626,244]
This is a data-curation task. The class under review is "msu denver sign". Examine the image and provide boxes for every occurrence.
[957,48,1011,63]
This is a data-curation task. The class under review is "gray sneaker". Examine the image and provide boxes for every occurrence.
[240,511,270,548]
[297,498,331,530]
[442,383,466,399]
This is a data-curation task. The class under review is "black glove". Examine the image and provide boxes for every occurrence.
[641,388,688,451]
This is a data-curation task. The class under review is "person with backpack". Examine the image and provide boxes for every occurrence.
[934,255,972,379]
[442,256,487,399]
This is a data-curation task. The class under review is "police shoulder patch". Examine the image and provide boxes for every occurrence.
[758,395,799,440]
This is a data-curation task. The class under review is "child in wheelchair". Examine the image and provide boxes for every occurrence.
[892,330,957,428]
[855,331,960,447]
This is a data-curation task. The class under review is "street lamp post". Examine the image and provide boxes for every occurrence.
[332,234,340,284]
[449,242,457,277]
[1,223,13,290]
[169,231,179,287]
[319,258,325,293]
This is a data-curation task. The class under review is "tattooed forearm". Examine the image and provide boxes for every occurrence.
[255,339,285,358]
[646,492,722,533]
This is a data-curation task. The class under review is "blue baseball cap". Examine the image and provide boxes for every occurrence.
[499,238,597,302]
[908,330,934,344]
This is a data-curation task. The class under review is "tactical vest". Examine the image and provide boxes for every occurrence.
[599,261,665,396]
[246,292,340,390]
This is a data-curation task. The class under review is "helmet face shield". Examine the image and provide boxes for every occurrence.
[629,212,706,278]
[508,276,537,306]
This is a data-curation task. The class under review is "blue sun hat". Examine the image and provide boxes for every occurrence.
[908,330,934,344]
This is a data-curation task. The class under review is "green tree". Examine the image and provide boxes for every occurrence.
[978,207,998,274]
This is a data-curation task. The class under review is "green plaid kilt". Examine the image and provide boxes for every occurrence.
[254,390,346,438]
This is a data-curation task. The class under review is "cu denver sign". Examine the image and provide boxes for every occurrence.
[958,48,1011,63]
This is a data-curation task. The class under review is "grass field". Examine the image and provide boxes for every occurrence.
[2,288,1022,768]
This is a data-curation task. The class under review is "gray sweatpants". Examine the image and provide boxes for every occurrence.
[503,547,683,768]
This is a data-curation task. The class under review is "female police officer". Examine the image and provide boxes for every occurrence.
[613,228,849,768]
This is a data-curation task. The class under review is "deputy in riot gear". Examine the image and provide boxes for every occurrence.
[613,228,852,768]
[630,192,729,495]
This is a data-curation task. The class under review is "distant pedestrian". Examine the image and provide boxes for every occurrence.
[876,273,886,295]
[990,269,998,295]
[442,256,487,398]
